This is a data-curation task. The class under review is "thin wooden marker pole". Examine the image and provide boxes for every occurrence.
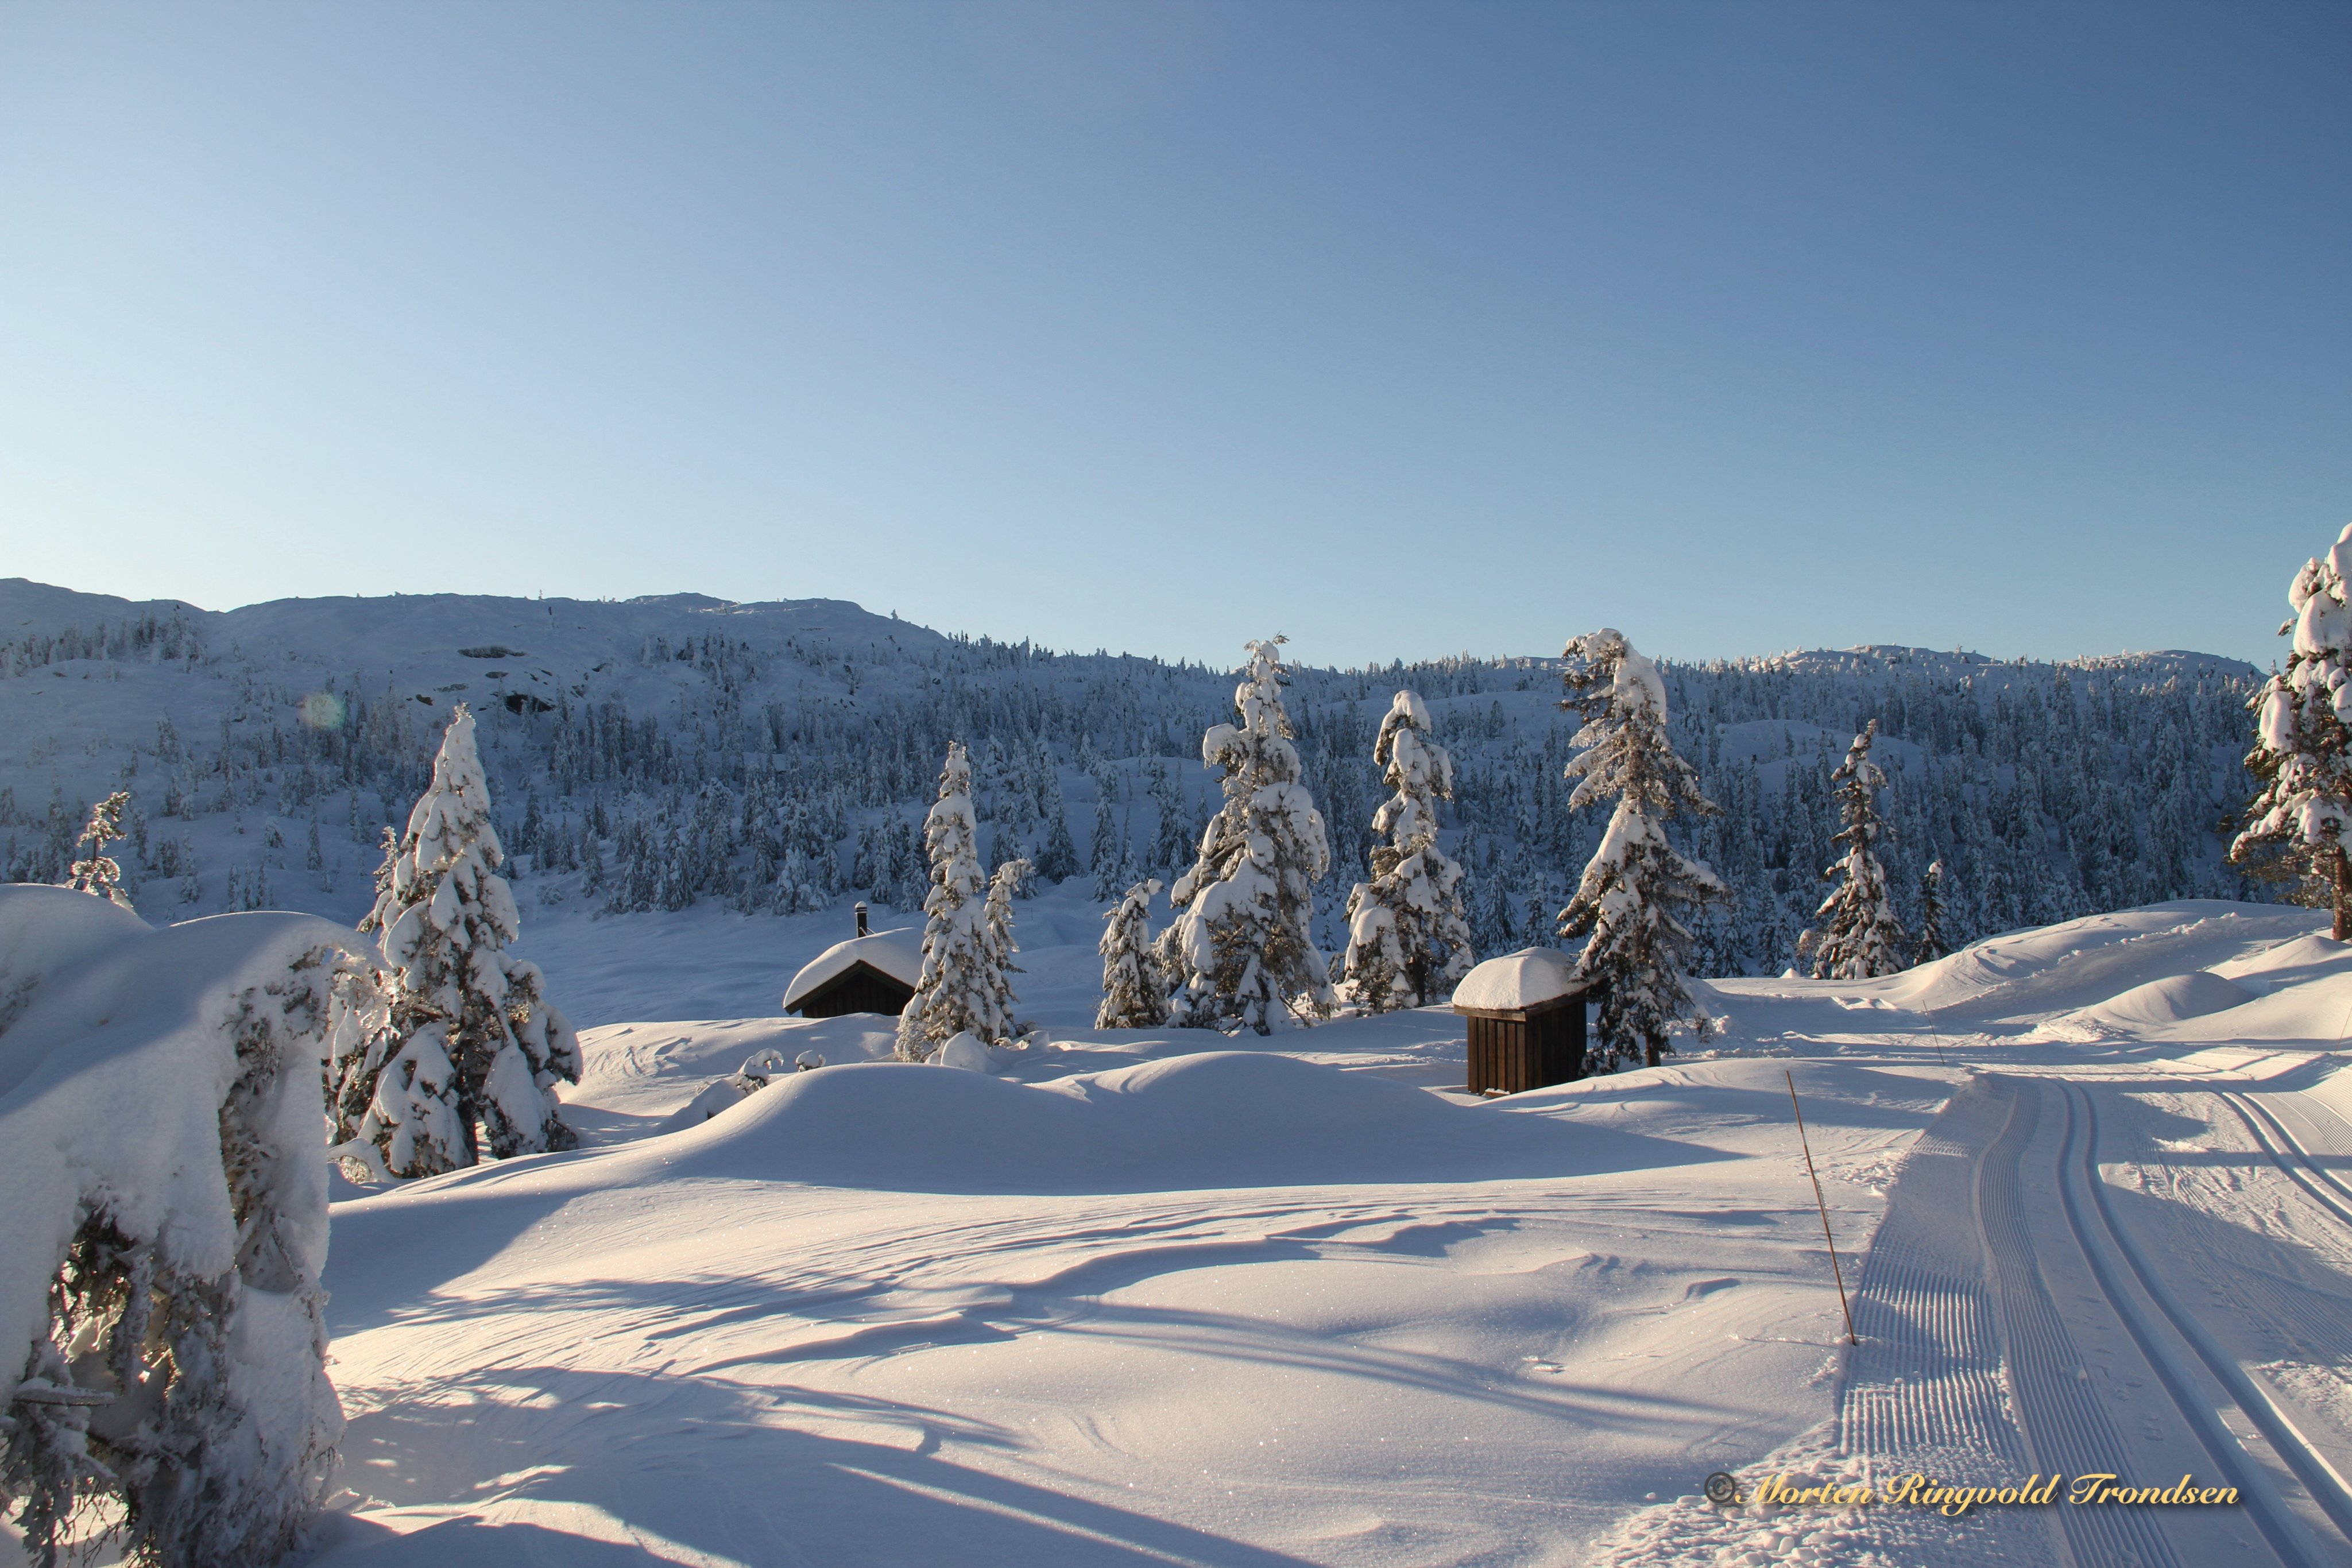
[1920,1002,1949,1068]
[1787,1069,1858,1347]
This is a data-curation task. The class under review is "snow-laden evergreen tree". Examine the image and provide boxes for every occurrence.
[1157,637,1336,1034]
[64,789,134,910]
[2235,522,2352,939]
[339,706,581,1172]
[1341,691,1474,1010]
[981,855,1031,1041]
[1097,877,1168,1028]
[325,955,466,1180]
[1798,721,1909,979]
[1088,780,1124,899]
[896,743,1009,1059]
[1036,797,1081,883]
[1555,630,1726,1070]
[1913,858,1949,966]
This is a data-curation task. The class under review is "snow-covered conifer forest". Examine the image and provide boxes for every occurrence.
[0,579,2266,992]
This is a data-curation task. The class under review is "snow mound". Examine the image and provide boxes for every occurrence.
[0,882,152,1048]
[397,1050,1711,1199]
[1849,901,2313,1020]
[1451,947,1582,1012]
[2218,931,2352,986]
[936,1031,993,1071]
[2048,971,2256,1037]
[781,929,921,1011]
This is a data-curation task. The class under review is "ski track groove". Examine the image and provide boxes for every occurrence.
[1841,1083,2023,1466]
[1978,1077,2183,1568]
[2056,1079,2352,1565]
[2221,1091,2352,1236]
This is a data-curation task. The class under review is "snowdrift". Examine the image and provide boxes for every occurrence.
[0,885,363,1565]
[359,1050,1715,1207]
[2037,970,2257,1040]
[1710,903,2322,1033]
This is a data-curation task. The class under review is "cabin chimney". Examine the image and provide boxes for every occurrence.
[854,901,869,938]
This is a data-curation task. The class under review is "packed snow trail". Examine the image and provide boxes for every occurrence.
[1831,1063,2352,1568]
[1839,1077,2053,1565]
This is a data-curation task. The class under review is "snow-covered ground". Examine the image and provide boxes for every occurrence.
[245,899,2352,1567]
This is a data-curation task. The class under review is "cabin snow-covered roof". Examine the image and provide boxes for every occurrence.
[783,930,922,1011]
[1451,948,1583,1013]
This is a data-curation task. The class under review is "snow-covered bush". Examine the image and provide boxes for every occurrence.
[1158,638,1336,1035]
[0,887,355,1567]
[1555,630,1726,1070]
[334,706,579,1177]
[897,743,1012,1059]
[2235,522,2352,938]
[1341,691,1474,1011]
[1097,877,1167,1028]
[1798,721,1908,979]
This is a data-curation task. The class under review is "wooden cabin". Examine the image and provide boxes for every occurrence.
[783,904,922,1019]
[1450,948,1588,1095]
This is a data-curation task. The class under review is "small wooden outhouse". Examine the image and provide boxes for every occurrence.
[1450,948,1588,1095]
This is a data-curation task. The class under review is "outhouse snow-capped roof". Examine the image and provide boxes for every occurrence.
[783,930,922,1011]
[1450,948,1584,1015]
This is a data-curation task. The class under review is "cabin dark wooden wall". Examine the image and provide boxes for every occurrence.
[1465,1000,1586,1094]
[796,966,916,1019]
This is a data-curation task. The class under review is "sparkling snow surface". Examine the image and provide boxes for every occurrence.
[269,899,2352,1568]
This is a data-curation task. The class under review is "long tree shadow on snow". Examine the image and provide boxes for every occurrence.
[320,1366,1334,1568]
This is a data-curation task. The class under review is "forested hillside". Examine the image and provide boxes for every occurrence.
[0,579,2264,978]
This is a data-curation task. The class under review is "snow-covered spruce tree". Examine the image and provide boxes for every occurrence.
[336,706,581,1172]
[1036,799,1081,884]
[981,855,1031,1042]
[896,744,1009,1059]
[1156,637,1336,1035]
[323,957,465,1181]
[1555,630,1727,1070]
[1097,877,1169,1028]
[1913,859,1949,966]
[1798,721,1908,979]
[2235,523,2352,939]
[1341,691,1475,1011]
[64,790,135,911]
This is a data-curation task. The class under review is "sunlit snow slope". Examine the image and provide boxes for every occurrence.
[294,900,2352,1568]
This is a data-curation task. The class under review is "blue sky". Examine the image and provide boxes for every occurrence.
[2,2,2345,668]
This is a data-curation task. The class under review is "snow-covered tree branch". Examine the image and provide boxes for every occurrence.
[2234,522,2352,940]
